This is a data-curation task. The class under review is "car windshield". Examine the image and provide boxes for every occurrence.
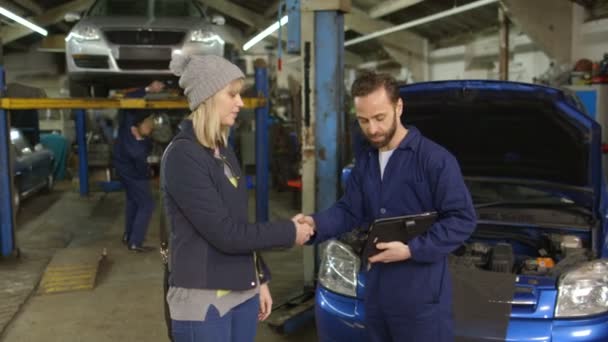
[88,0,203,17]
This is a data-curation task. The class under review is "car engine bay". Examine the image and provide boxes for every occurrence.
[341,223,591,278]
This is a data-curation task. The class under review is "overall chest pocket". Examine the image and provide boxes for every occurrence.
[399,179,433,213]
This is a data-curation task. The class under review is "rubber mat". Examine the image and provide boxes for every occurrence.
[37,247,106,295]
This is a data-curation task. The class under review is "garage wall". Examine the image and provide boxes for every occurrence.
[4,50,60,82]
[3,47,65,97]
[428,32,551,83]
[429,6,608,83]
[572,5,608,62]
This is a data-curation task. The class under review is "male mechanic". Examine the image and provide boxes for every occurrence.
[113,80,164,252]
[297,71,476,341]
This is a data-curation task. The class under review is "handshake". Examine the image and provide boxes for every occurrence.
[292,214,316,245]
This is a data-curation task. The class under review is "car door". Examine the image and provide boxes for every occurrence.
[30,145,52,188]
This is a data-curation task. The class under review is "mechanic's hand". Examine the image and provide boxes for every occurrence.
[368,242,411,264]
[292,214,314,245]
[130,126,143,140]
[146,80,165,93]
[295,213,316,230]
[258,283,273,321]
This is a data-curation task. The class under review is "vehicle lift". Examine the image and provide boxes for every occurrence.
[266,0,348,334]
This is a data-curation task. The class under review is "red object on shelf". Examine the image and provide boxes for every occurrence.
[287,178,302,190]
[592,75,608,84]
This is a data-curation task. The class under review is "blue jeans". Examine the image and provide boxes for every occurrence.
[172,296,260,342]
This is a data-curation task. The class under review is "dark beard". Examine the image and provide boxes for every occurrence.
[367,111,397,149]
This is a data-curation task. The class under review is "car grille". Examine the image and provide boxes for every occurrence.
[104,30,186,45]
[116,46,171,70]
[116,60,170,70]
[73,55,109,69]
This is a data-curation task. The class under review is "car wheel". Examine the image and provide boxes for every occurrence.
[45,174,54,192]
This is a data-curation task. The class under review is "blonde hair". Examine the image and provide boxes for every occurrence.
[188,79,243,149]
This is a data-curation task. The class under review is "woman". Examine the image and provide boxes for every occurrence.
[161,54,313,342]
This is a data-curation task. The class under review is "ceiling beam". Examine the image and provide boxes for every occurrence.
[346,7,425,57]
[0,1,27,16]
[198,0,268,29]
[264,0,281,18]
[202,0,411,73]
[501,0,573,64]
[369,0,424,18]
[345,6,426,80]
[10,0,44,15]
[11,0,71,32]
[1,0,94,44]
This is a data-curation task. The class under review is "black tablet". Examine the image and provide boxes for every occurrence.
[362,212,437,260]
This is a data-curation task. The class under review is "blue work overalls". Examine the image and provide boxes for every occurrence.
[313,127,476,342]
[112,110,155,248]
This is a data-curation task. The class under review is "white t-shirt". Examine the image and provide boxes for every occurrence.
[379,149,395,180]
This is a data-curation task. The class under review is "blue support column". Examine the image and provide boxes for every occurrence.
[315,11,344,212]
[75,109,89,196]
[255,64,269,222]
[286,0,301,54]
[0,65,15,257]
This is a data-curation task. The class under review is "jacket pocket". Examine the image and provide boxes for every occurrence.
[398,180,433,213]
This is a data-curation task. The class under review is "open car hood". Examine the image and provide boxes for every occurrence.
[400,80,602,208]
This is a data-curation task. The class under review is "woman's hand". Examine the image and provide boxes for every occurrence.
[258,283,273,321]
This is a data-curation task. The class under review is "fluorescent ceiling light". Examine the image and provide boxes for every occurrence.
[243,15,288,51]
[345,0,497,47]
[0,6,47,36]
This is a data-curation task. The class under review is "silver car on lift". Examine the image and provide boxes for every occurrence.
[65,0,225,97]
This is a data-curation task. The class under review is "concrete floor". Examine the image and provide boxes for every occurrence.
[0,182,318,341]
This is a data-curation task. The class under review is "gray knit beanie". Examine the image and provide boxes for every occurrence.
[169,54,245,111]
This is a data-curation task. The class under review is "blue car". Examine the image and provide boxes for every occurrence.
[315,80,608,341]
[10,128,55,211]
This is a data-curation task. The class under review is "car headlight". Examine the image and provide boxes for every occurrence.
[318,240,360,297]
[555,259,608,317]
[190,30,224,44]
[66,26,100,41]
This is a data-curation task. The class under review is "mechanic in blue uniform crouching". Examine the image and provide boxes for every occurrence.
[297,71,476,341]
[113,81,164,252]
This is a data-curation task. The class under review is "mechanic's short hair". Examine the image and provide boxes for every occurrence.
[351,71,400,105]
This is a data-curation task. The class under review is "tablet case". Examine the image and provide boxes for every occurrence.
[363,212,437,260]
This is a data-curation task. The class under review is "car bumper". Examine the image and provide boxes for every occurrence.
[316,286,608,342]
[66,38,223,76]
[315,287,368,342]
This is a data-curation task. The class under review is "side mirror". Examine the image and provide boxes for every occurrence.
[34,143,44,152]
[211,15,225,26]
[64,12,81,23]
